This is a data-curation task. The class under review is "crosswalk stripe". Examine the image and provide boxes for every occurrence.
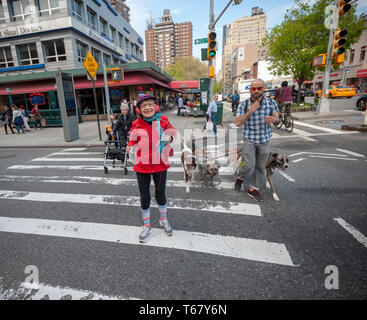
[0,175,236,190]
[61,148,87,152]
[334,218,367,249]
[50,152,103,156]
[294,121,343,134]
[291,128,318,142]
[8,165,236,175]
[32,157,104,162]
[0,190,261,216]
[0,217,295,266]
[309,155,357,161]
[0,280,134,300]
[335,148,365,158]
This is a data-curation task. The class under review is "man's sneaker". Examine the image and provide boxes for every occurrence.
[139,226,152,243]
[234,179,243,191]
[247,189,264,202]
[159,219,173,236]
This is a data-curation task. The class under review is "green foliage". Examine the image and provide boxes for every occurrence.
[263,0,364,102]
[164,56,208,80]
[213,81,224,94]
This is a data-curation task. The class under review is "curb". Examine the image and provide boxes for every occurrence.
[0,144,104,149]
[341,124,367,132]
[293,112,363,121]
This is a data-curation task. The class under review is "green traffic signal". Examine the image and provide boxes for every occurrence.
[209,50,216,57]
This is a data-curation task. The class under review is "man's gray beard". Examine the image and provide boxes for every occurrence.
[251,92,261,100]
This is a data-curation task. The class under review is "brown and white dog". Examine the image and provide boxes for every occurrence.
[236,150,289,201]
[181,138,220,193]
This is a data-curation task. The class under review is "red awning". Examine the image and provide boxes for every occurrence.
[0,72,171,95]
[357,68,367,78]
[170,81,199,89]
[0,80,56,95]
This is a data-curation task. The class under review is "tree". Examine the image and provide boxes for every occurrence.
[263,0,364,103]
[165,56,208,80]
[213,80,224,94]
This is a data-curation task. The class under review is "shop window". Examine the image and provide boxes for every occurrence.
[91,48,101,64]
[100,17,108,37]
[0,0,5,23]
[43,39,66,62]
[360,47,366,62]
[76,41,87,62]
[71,0,83,21]
[87,6,97,31]
[17,43,39,66]
[35,0,59,16]
[8,0,31,21]
[0,47,14,68]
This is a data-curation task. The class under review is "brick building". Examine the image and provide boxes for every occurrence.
[109,0,130,22]
[145,9,192,70]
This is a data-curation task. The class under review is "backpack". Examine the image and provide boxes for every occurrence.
[0,112,6,121]
[14,114,24,126]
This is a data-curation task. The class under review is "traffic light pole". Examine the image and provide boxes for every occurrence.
[317,0,339,114]
[208,0,215,103]
[103,63,111,118]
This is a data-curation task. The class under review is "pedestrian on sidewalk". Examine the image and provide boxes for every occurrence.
[12,105,25,134]
[177,95,184,116]
[0,106,15,134]
[207,95,218,135]
[19,105,31,132]
[31,104,42,129]
[234,78,280,202]
[117,103,136,143]
[126,94,176,244]
[6,105,14,132]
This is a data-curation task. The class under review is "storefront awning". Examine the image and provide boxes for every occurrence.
[170,81,199,89]
[0,80,56,95]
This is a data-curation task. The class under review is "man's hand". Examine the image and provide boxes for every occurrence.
[249,100,261,113]
[264,115,279,124]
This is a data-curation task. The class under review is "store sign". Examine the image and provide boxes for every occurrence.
[30,92,45,105]
[0,26,43,38]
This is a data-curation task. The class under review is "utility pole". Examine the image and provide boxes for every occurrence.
[208,0,215,103]
[317,0,339,113]
[103,63,111,118]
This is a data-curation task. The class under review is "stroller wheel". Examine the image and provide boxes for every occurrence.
[124,167,128,175]
[104,167,108,174]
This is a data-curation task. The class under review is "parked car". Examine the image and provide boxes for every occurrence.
[315,85,356,99]
[356,94,367,111]
[264,88,278,100]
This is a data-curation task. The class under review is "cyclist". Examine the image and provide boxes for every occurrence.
[231,90,240,114]
[275,81,293,115]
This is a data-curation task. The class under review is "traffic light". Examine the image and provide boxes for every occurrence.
[332,29,347,57]
[209,65,215,79]
[313,54,327,67]
[338,0,352,16]
[207,31,217,59]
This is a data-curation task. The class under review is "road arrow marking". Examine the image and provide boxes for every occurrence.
[334,218,367,249]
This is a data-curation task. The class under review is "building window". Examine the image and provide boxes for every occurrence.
[76,41,87,62]
[125,39,130,53]
[8,0,31,21]
[17,43,39,65]
[91,48,101,64]
[110,26,117,44]
[349,50,355,64]
[118,33,124,49]
[0,0,6,23]
[360,47,366,62]
[0,47,14,68]
[103,53,111,65]
[71,0,83,21]
[87,7,97,31]
[35,0,59,16]
[43,39,66,62]
[100,17,108,37]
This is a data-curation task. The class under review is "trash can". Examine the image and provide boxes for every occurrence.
[216,102,223,125]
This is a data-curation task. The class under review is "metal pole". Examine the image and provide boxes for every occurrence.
[103,63,111,117]
[208,0,214,105]
[92,79,102,141]
[213,0,233,27]
[317,0,339,113]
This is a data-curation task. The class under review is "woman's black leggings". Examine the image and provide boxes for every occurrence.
[136,170,167,210]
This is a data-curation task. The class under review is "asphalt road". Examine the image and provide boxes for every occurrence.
[0,113,366,301]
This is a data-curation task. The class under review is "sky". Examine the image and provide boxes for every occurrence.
[126,0,367,72]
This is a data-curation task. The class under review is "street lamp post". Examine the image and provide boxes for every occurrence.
[208,0,242,103]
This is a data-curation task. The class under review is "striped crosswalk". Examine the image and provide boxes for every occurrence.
[0,145,297,299]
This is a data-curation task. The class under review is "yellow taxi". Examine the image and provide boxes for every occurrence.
[315,85,356,99]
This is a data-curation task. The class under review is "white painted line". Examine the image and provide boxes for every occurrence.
[62,148,87,152]
[8,165,236,175]
[0,190,261,216]
[291,128,318,142]
[31,157,104,162]
[0,217,295,266]
[51,152,102,156]
[334,218,367,249]
[271,132,282,138]
[309,155,357,161]
[336,148,365,158]
[0,280,134,300]
[292,158,305,163]
[289,152,350,158]
[0,175,236,190]
[277,171,296,182]
[289,152,306,158]
[229,123,237,129]
[294,121,343,134]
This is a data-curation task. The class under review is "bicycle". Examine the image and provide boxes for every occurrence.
[274,102,294,133]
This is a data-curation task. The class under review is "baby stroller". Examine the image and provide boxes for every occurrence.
[103,131,130,175]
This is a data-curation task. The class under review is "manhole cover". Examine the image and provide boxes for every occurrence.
[315,120,344,124]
